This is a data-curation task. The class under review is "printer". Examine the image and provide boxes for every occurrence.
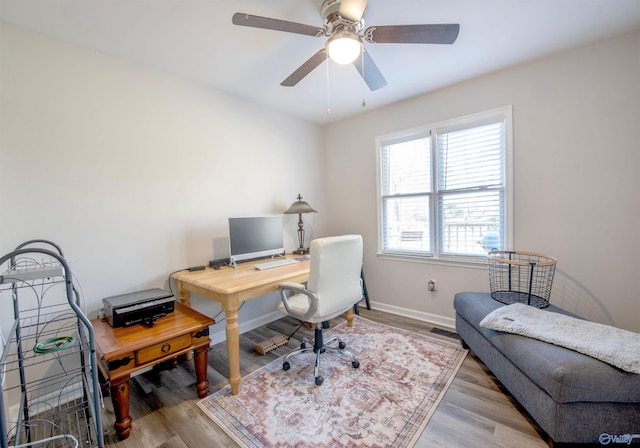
[102,288,175,328]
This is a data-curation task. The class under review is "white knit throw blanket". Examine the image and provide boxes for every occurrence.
[480,303,640,374]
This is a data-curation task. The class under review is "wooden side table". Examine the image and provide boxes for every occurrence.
[92,301,214,440]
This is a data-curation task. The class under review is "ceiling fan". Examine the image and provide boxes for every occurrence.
[232,0,460,91]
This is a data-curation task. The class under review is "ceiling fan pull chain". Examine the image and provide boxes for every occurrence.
[326,54,332,114]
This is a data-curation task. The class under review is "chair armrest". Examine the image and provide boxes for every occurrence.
[278,283,318,322]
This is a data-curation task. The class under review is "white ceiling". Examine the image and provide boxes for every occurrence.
[2,0,640,125]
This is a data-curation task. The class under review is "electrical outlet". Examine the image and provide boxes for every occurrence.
[428,279,437,292]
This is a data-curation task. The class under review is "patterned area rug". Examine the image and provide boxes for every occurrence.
[197,316,467,448]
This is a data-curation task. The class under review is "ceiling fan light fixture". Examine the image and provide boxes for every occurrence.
[326,31,362,64]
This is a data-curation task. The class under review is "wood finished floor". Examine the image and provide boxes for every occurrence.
[101,307,551,448]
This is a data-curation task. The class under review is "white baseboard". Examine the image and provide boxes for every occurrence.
[367,300,456,331]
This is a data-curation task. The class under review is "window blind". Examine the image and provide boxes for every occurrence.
[437,120,505,255]
[381,134,431,253]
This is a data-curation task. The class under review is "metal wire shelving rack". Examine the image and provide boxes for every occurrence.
[0,240,103,448]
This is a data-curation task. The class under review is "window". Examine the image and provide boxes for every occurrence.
[377,106,512,261]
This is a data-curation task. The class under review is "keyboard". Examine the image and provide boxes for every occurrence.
[254,258,299,270]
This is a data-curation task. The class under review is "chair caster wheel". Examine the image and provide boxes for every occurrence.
[352,360,360,369]
[283,361,291,371]
[300,342,307,349]
[338,341,346,349]
[315,375,324,386]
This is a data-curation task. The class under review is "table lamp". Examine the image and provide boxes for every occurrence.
[283,194,317,254]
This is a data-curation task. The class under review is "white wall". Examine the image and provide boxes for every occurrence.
[2,21,638,342]
[0,22,325,342]
[324,30,640,332]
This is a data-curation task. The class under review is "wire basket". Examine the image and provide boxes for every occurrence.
[487,250,557,308]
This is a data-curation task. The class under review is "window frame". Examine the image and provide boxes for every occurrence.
[375,106,513,265]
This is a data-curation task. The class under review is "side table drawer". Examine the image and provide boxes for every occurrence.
[136,334,191,365]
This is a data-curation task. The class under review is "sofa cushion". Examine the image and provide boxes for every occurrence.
[454,292,640,404]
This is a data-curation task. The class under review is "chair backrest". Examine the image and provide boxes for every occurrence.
[306,234,364,318]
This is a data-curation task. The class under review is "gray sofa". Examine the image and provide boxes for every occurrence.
[454,291,640,446]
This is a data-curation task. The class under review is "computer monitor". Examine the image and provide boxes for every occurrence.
[228,216,285,263]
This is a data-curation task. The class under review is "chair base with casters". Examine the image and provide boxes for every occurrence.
[283,322,360,386]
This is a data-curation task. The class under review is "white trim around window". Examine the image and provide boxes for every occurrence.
[375,106,513,265]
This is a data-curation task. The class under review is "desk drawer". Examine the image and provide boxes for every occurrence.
[136,334,191,365]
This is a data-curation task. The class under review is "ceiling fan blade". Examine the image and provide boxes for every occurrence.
[353,48,387,91]
[365,24,460,44]
[232,13,325,37]
[339,0,368,23]
[281,49,327,87]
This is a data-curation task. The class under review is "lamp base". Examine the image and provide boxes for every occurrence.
[293,247,309,255]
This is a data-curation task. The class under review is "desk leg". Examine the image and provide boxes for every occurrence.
[194,345,210,398]
[176,281,194,360]
[111,376,133,440]
[176,280,191,307]
[223,295,241,395]
[346,308,354,327]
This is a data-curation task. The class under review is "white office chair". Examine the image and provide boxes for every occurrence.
[278,234,364,385]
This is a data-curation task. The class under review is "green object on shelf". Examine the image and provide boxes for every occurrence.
[33,336,75,354]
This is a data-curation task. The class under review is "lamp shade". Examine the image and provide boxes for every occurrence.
[284,195,317,214]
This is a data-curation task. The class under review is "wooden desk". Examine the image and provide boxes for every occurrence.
[92,301,214,440]
[171,256,311,395]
